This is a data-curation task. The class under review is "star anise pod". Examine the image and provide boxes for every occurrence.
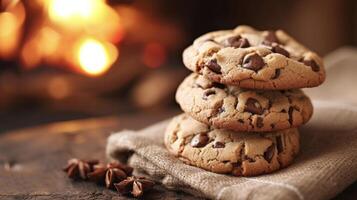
[88,162,133,189]
[63,158,98,180]
[114,176,155,198]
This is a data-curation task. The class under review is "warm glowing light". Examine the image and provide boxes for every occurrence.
[0,12,18,58]
[0,0,25,59]
[48,0,96,21]
[77,38,118,76]
[20,27,61,68]
[20,39,41,68]
[15,0,122,74]
[39,27,61,57]
[47,0,122,42]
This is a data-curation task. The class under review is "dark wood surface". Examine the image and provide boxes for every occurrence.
[0,111,202,200]
[0,112,355,200]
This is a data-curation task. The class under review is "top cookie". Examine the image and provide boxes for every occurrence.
[183,25,325,89]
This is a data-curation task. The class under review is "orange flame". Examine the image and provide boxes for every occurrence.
[0,0,25,59]
[20,26,61,69]
[47,0,122,42]
[76,38,118,76]
[48,0,97,22]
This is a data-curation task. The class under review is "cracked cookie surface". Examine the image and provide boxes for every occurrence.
[183,25,325,89]
[164,114,300,176]
[176,73,313,132]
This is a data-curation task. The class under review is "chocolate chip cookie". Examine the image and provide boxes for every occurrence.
[176,73,313,132]
[165,114,300,176]
[183,25,325,89]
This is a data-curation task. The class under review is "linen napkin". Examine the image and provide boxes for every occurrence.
[106,47,357,200]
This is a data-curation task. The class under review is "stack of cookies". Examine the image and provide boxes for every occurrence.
[165,26,325,176]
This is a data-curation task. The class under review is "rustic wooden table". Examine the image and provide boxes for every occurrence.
[0,112,355,200]
[0,111,203,200]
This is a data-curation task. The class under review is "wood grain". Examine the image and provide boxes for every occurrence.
[0,111,201,200]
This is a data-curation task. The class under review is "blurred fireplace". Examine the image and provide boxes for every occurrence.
[0,0,186,115]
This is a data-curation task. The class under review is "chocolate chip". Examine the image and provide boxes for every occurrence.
[244,98,264,115]
[203,89,216,100]
[288,107,294,125]
[223,36,250,48]
[264,31,279,44]
[276,136,284,153]
[212,82,226,89]
[272,45,290,57]
[231,162,242,176]
[212,141,225,148]
[270,124,275,129]
[223,36,240,47]
[238,119,244,123]
[271,69,281,79]
[242,53,265,72]
[190,133,209,148]
[206,59,222,74]
[237,38,250,48]
[302,59,320,72]
[256,117,264,128]
[263,145,275,163]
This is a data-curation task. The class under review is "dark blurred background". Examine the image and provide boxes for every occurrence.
[0,0,356,132]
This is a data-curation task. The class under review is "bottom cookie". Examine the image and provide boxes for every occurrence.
[164,114,300,176]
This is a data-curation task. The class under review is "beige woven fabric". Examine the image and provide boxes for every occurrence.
[106,48,357,200]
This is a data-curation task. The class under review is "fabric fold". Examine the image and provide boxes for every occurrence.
[106,101,357,200]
